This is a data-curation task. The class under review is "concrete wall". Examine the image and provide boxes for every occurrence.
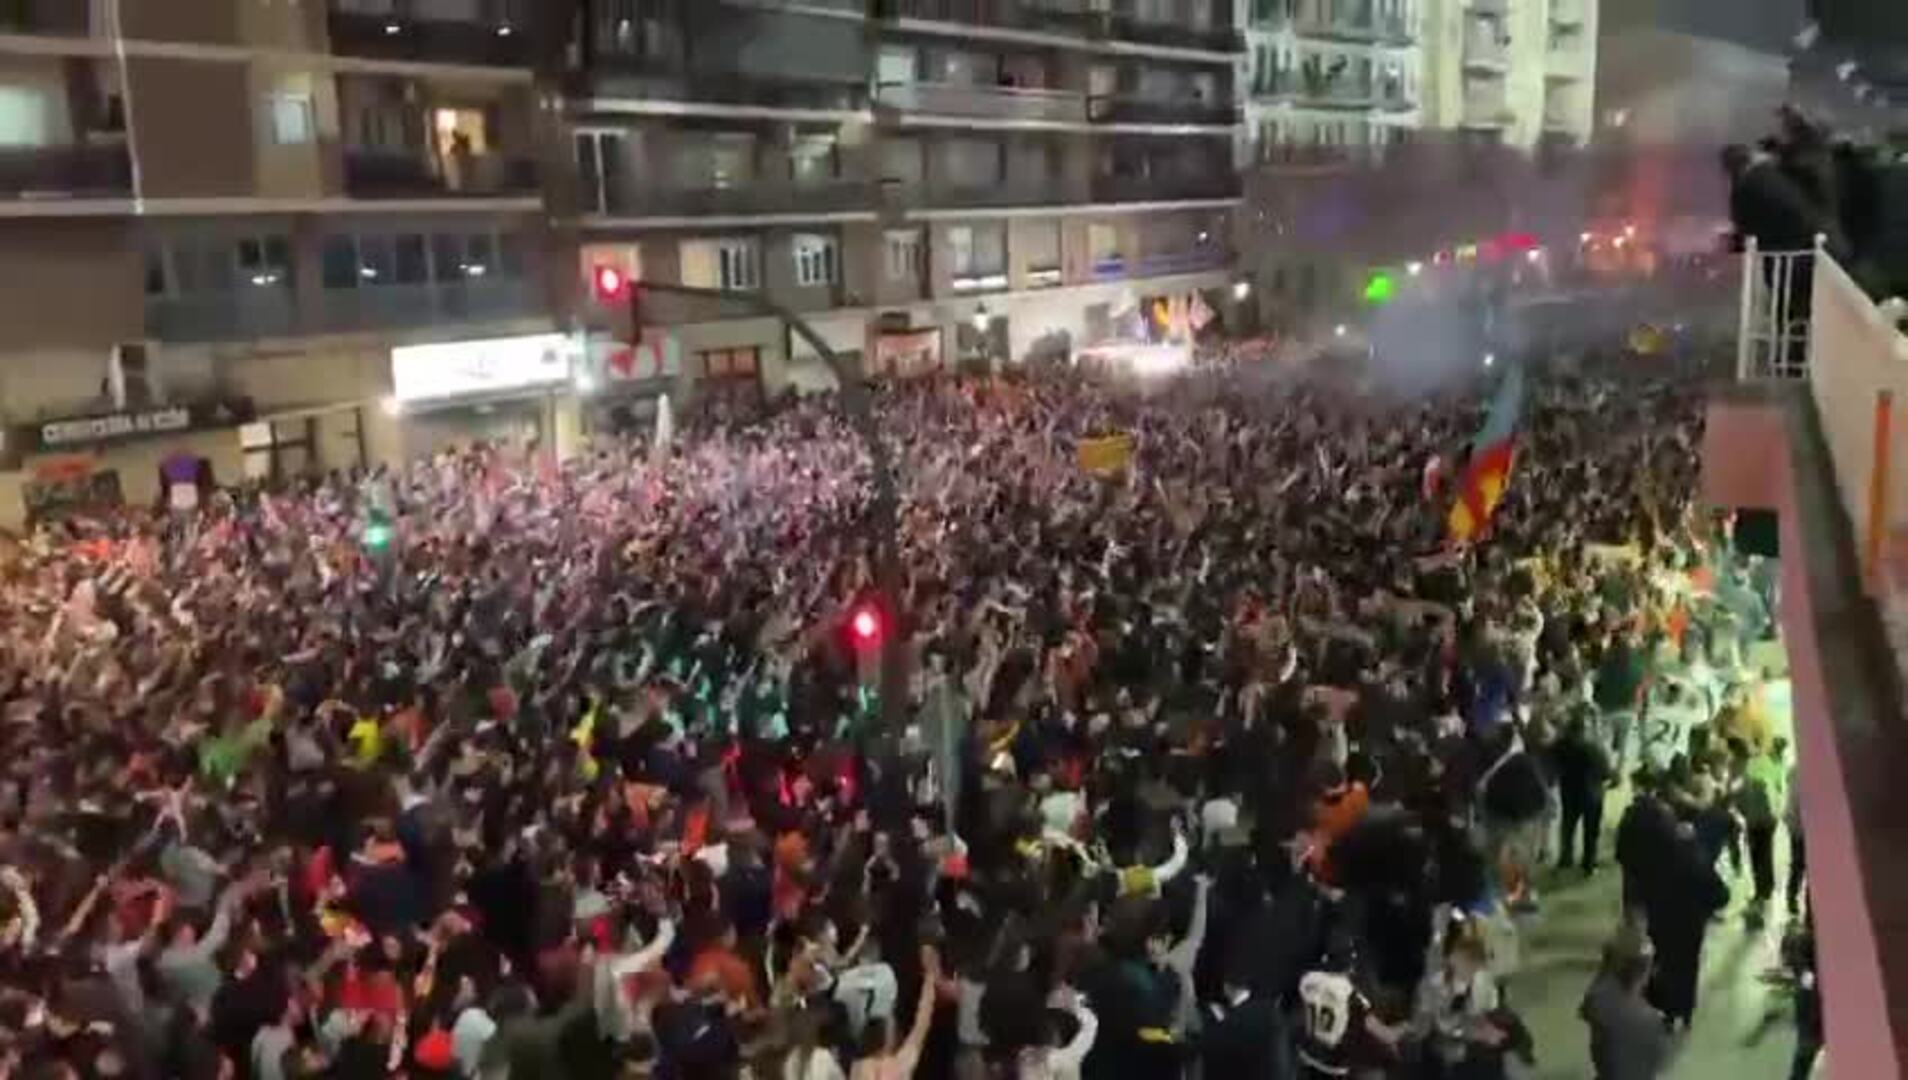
[128,57,257,198]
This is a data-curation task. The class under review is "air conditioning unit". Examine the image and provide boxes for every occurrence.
[108,342,161,409]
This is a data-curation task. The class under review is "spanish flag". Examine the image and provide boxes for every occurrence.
[1447,364,1526,544]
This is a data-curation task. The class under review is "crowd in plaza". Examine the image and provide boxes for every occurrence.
[0,341,1811,1080]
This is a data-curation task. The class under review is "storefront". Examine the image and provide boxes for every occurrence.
[9,398,258,524]
[869,324,944,381]
[387,333,577,461]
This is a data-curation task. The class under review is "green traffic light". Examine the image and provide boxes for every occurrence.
[1363,272,1396,305]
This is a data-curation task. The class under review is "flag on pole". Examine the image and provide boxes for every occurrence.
[1446,364,1526,544]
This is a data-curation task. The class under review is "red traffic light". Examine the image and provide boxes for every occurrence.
[592,263,629,304]
[850,607,881,644]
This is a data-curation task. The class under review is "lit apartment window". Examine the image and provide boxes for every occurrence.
[683,238,761,292]
[949,224,1007,291]
[884,229,923,282]
[792,234,840,288]
[0,85,52,147]
[790,136,838,184]
[267,93,314,145]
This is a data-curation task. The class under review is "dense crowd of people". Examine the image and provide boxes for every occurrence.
[0,345,1808,1080]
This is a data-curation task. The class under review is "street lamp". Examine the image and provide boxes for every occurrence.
[1406,261,1423,276]
[1232,280,1252,301]
[971,305,990,332]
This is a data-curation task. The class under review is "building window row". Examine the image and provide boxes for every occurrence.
[320,230,526,290]
[146,235,294,297]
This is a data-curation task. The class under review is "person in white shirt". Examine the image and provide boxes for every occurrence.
[834,939,899,1042]
[1017,989,1097,1080]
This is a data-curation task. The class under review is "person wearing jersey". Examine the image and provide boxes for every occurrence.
[1295,940,1405,1080]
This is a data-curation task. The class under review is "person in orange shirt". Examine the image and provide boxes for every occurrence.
[1309,763,1371,882]
[688,917,762,1012]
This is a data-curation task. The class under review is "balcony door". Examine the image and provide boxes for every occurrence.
[430,105,491,191]
[574,129,627,214]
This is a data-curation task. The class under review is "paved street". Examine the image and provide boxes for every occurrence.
[1506,678,1816,1080]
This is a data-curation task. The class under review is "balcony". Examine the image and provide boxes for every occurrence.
[0,0,90,37]
[1087,95,1240,126]
[148,290,298,344]
[1103,14,1243,53]
[1461,100,1514,128]
[595,180,875,219]
[884,175,1085,209]
[0,143,132,202]
[341,147,537,199]
[874,0,1097,36]
[1464,32,1511,72]
[1090,172,1239,203]
[1292,75,1380,109]
[319,278,542,332]
[327,0,533,68]
[1130,247,1230,276]
[878,81,1087,123]
[580,70,868,114]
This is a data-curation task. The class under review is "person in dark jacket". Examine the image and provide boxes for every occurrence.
[1639,822,1727,1029]
[1580,930,1671,1080]
[1553,712,1613,874]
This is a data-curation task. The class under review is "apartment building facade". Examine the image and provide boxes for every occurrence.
[0,0,566,525]
[0,0,1243,528]
[1241,0,1594,163]
[560,0,1244,404]
[1238,0,1596,330]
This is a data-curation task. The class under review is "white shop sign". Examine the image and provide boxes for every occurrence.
[390,334,572,405]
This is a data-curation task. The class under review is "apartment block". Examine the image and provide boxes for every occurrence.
[0,0,564,524]
[1241,0,1595,164]
[562,0,1245,399]
[1421,0,1597,152]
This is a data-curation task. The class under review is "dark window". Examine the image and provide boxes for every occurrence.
[498,233,525,278]
[465,233,496,276]
[395,234,429,284]
[359,234,396,286]
[322,236,358,289]
[144,245,166,296]
[432,233,465,281]
[197,242,235,293]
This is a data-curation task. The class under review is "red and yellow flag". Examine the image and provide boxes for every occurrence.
[1447,365,1526,544]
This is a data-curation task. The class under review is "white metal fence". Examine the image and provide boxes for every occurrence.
[1735,236,1817,382]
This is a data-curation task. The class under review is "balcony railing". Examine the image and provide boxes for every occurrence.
[1461,101,1514,127]
[342,148,537,199]
[878,81,1087,123]
[884,175,1085,209]
[1087,96,1240,126]
[147,290,298,344]
[319,278,542,333]
[0,143,132,201]
[1103,14,1243,53]
[597,180,875,218]
[581,70,868,113]
[1130,247,1230,277]
[1090,173,1239,203]
[0,0,90,36]
[875,0,1241,52]
[874,0,1095,36]
[147,278,542,342]
[327,1,533,67]
[1464,34,1510,70]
